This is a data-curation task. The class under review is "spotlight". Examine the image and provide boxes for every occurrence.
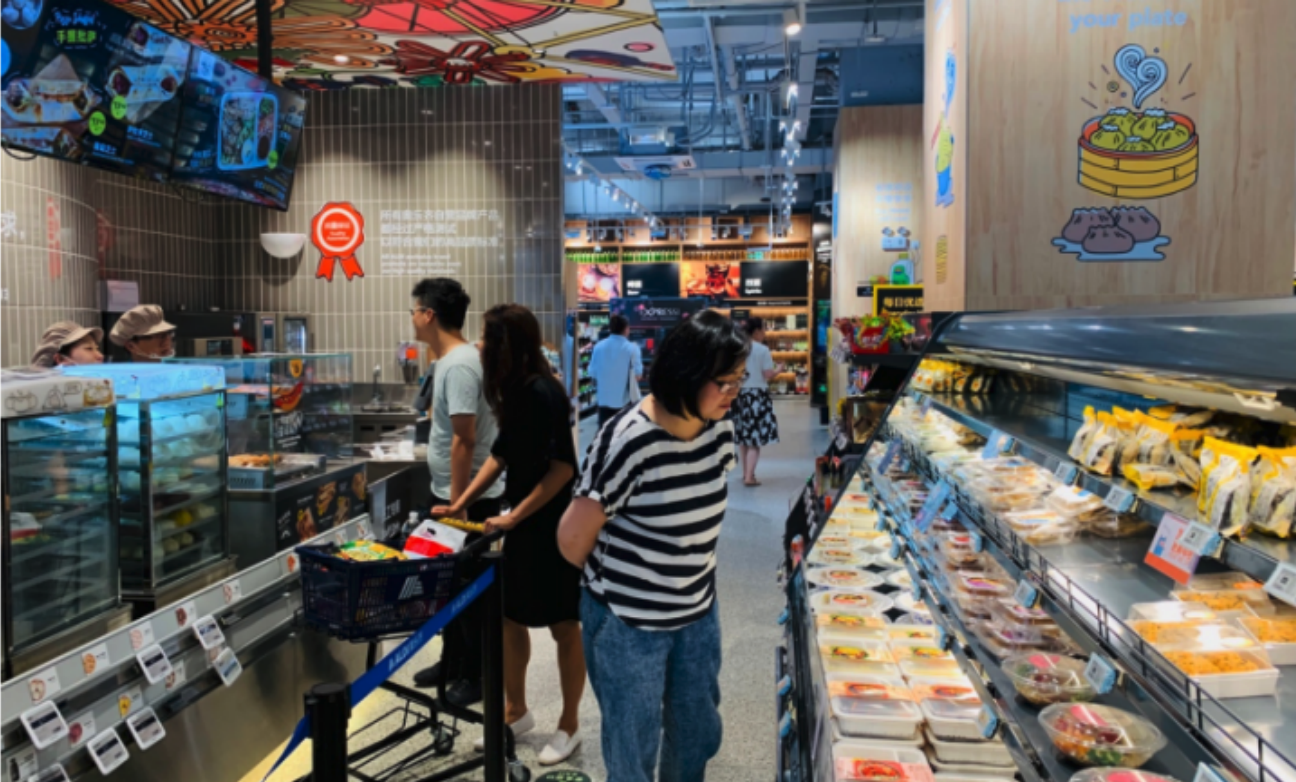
[333,55,349,64]
[783,8,802,36]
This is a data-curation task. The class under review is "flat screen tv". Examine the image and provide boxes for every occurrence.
[1,0,191,181]
[169,47,306,211]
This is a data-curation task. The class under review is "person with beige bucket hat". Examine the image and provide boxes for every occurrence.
[109,304,177,362]
[31,322,105,368]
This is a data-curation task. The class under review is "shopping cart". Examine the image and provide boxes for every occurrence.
[296,529,531,782]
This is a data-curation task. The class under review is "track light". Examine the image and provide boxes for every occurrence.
[783,8,802,36]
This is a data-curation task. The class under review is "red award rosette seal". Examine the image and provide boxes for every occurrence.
[311,202,366,282]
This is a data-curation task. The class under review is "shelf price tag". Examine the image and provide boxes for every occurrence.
[777,675,793,697]
[1103,485,1136,513]
[905,561,924,600]
[941,500,960,521]
[1193,764,1229,782]
[975,705,999,739]
[981,432,1014,460]
[1084,654,1118,695]
[1264,563,1296,608]
[968,530,985,553]
[1054,462,1079,485]
[919,395,934,414]
[875,514,888,532]
[890,537,903,561]
[915,480,952,532]
[1178,521,1221,558]
[1014,579,1040,609]
[878,441,902,473]
[1144,513,1202,586]
[778,608,789,626]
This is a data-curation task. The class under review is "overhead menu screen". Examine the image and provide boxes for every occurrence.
[170,48,306,211]
[1,0,192,180]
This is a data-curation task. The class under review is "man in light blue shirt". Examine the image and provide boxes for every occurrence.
[587,314,643,426]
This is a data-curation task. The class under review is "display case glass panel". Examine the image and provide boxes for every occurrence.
[170,354,352,489]
[1,373,119,657]
[63,364,229,591]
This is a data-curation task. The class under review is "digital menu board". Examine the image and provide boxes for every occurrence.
[622,263,679,298]
[170,48,305,210]
[740,261,809,298]
[1,0,192,180]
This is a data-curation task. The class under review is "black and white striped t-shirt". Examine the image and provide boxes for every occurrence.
[575,405,736,630]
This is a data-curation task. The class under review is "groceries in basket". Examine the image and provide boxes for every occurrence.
[403,516,470,559]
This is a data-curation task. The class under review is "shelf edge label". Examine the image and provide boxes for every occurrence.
[1084,653,1117,695]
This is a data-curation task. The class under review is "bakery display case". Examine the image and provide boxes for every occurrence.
[169,353,353,489]
[1,370,131,677]
[63,364,233,609]
[779,299,1296,782]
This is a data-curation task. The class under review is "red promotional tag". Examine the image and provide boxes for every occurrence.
[311,202,366,282]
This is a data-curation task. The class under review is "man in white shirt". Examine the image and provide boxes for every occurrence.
[586,314,643,426]
[409,277,502,705]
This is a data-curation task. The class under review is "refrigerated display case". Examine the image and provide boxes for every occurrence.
[778,299,1296,782]
[1,371,131,677]
[63,364,233,609]
[169,353,352,490]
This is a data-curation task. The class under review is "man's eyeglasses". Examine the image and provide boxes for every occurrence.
[713,372,748,394]
[410,307,431,317]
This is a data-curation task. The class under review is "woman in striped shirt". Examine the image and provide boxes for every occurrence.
[558,310,749,782]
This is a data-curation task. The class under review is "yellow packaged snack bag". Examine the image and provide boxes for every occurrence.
[1123,463,1181,492]
[1083,412,1121,475]
[1198,438,1258,536]
[1146,405,1179,421]
[1068,406,1098,461]
[1133,412,1177,465]
[1112,407,1142,471]
[1250,446,1296,539]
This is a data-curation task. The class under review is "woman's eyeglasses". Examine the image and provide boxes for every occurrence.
[713,372,749,394]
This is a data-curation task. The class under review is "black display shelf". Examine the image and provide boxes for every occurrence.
[849,352,921,370]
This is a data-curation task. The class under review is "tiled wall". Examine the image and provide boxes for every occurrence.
[0,86,564,378]
[218,86,565,382]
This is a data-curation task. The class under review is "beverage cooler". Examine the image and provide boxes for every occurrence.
[169,354,364,569]
[63,364,234,612]
[0,371,131,678]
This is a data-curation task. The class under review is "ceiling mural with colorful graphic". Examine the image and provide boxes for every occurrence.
[107,0,677,88]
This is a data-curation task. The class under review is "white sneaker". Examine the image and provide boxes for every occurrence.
[473,711,535,752]
[538,730,581,766]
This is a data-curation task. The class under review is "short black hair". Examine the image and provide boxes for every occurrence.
[411,278,471,331]
[650,310,750,420]
[609,314,629,335]
[743,316,764,336]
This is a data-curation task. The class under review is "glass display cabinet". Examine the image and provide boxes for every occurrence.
[170,354,353,490]
[1,370,130,677]
[64,364,232,608]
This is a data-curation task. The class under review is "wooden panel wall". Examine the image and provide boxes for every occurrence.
[963,0,1296,310]
[921,0,969,312]
[832,105,925,320]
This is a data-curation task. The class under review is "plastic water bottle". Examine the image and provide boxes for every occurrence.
[402,511,421,538]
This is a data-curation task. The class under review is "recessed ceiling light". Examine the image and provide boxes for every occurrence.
[334,55,349,64]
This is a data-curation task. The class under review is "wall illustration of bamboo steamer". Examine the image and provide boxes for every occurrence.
[1077,112,1198,199]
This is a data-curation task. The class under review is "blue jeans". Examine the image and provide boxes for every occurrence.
[581,590,723,782]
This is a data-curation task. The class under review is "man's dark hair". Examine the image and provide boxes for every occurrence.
[743,316,765,336]
[411,278,471,331]
[649,310,749,420]
[608,314,629,335]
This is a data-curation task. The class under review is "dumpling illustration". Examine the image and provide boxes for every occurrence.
[1061,207,1114,243]
[62,382,82,394]
[43,389,67,410]
[1131,108,1168,140]
[1081,225,1136,255]
[1118,136,1155,152]
[1111,207,1161,242]
[1089,124,1125,150]
[5,391,38,414]
[1099,107,1136,136]
[1151,121,1191,151]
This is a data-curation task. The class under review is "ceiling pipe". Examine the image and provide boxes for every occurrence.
[703,15,752,151]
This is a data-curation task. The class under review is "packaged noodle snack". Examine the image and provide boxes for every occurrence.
[1069,407,1099,461]
[1168,428,1206,488]
[1082,412,1121,475]
[1112,408,1143,472]
[1134,414,1177,466]
[1123,463,1181,492]
[1250,446,1296,539]
[1198,438,1258,536]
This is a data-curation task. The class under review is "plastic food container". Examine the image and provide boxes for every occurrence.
[1181,572,1267,593]
[988,597,1054,627]
[812,590,896,616]
[951,573,1013,618]
[894,592,932,619]
[817,610,891,635]
[1003,653,1096,705]
[820,638,901,677]
[1156,646,1280,698]
[890,639,955,663]
[1083,512,1148,539]
[938,534,985,568]
[1038,703,1167,768]
[1171,587,1275,616]
[808,567,886,591]
[898,611,936,626]
[809,546,873,568]
[816,534,865,551]
[885,569,914,590]
[923,728,1014,767]
[1126,601,1218,624]
[832,742,936,782]
[934,772,1015,782]
[888,624,939,643]
[1068,769,1186,782]
[1046,486,1105,517]
[900,657,964,679]
[912,677,984,741]
[975,484,1048,514]
[826,674,924,740]
[1000,509,1079,545]
[1238,616,1296,665]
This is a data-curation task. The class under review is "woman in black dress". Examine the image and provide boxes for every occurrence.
[432,303,584,765]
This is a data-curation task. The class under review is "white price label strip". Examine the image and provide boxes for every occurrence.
[1265,563,1296,608]
[1054,462,1078,485]
[1084,654,1118,695]
[1103,485,1136,513]
[1178,521,1221,557]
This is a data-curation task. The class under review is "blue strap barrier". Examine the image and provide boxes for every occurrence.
[261,566,497,781]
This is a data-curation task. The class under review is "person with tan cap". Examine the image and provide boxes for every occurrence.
[110,305,177,362]
[31,322,105,368]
